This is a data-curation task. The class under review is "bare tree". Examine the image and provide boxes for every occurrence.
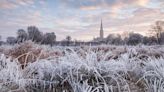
[27,26,43,43]
[151,21,164,44]
[66,36,71,46]
[17,29,28,43]
[42,32,56,46]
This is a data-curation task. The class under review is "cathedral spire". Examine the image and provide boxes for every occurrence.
[100,19,104,39]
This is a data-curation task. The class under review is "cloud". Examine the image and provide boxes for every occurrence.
[59,0,150,11]
[137,0,149,6]
[0,0,35,9]
[0,0,18,9]
[0,0,163,41]
[72,7,164,40]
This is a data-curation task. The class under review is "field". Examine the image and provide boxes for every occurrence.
[0,41,164,92]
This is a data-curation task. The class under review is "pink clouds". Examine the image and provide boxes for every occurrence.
[0,0,35,9]
[71,6,164,40]
[0,0,163,41]
[75,0,151,11]
[0,0,18,9]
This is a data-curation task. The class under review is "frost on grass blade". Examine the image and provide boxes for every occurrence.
[0,42,164,92]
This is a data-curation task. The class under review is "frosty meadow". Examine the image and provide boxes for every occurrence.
[0,41,164,92]
[0,0,164,92]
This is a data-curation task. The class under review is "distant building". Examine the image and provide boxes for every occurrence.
[100,19,104,39]
[93,19,105,42]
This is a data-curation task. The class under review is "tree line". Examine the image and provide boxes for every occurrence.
[0,20,164,46]
[96,20,164,45]
[4,26,56,46]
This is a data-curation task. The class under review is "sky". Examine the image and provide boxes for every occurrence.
[0,0,164,41]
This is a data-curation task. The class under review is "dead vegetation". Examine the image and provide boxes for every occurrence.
[0,42,164,92]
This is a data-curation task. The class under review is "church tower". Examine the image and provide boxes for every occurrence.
[100,19,104,40]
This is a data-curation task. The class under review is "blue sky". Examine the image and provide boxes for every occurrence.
[0,0,164,41]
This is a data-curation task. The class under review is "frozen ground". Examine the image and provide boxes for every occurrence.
[0,41,164,92]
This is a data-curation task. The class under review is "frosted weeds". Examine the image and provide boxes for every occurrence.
[0,44,164,92]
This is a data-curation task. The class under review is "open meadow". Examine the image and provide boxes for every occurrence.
[0,41,164,92]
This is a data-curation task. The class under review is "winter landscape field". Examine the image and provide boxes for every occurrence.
[0,0,164,92]
[0,41,164,92]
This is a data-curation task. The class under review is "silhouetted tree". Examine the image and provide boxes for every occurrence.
[105,34,123,45]
[0,35,3,45]
[66,36,71,46]
[42,32,56,46]
[105,34,115,44]
[143,36,149,45]
[17,29,28,43]
[160,32,164,44]
[112,34,123,45]
[143,36,156,45]
[27,26,43,43]
[127,33,143,45]
[7,37,17,45]
[151,21,164,44]
[149,36,157,45]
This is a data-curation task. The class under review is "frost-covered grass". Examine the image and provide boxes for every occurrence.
[0,41,164,92]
